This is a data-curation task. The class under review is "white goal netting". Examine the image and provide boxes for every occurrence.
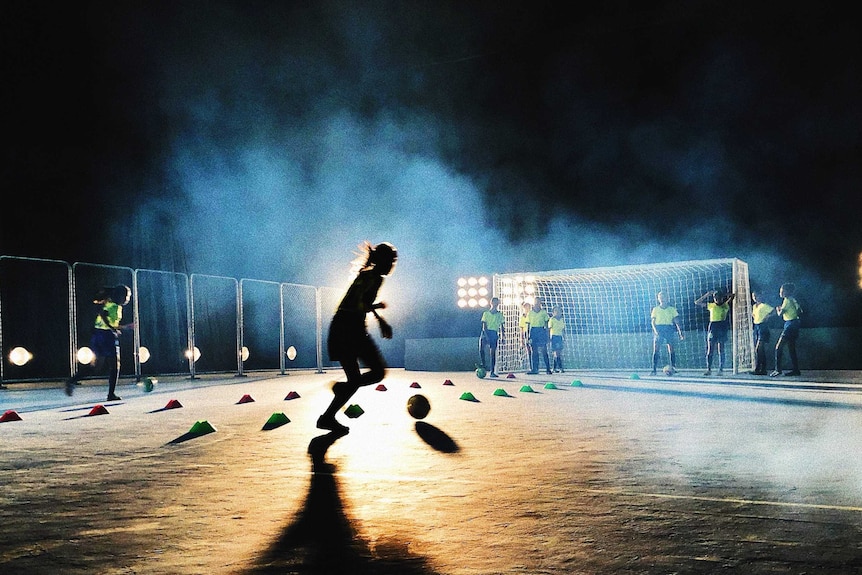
[494,259,753,374]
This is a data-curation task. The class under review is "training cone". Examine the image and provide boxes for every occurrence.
[237,394,255,404]
[164,399,183,410]
[544,382,558,390]
[88,404,109,416]
[375,384,387,391]
[284,391,301,400]
[344,404,364,418]
[188,420,216,435]
[493,388,511,397]
[443,379,454,386]
[519,385,536,393]
[1,410,22,422]
[571,380,583,387]
[507,373,516,378]
[410,382,421,388]
[630,373,640,380]
[262,412,290,430]
[459,392,478,402]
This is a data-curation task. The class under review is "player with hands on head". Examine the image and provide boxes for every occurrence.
[695,288,736,376]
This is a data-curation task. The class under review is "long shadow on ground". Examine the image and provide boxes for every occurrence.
[246,431,441,575]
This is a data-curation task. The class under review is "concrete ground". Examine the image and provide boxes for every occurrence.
[2,368,862,574]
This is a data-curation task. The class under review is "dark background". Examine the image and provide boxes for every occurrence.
[4,0,861,337]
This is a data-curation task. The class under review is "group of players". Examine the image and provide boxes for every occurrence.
[476,283,803,380]
[651,284,802,377]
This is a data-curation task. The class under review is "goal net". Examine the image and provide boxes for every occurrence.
[493,258,753,374]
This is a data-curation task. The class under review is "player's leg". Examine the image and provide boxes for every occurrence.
[651,334,661,374]
[771,334,785,376]
[106,338,121,400]
[704,328,714,375]
[478,334,487,370]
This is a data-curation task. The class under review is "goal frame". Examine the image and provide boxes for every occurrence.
[493,258,753,374]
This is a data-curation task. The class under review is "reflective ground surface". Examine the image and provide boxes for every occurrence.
[2,369,862,574]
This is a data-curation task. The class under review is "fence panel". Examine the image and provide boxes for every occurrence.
[0,256,73,384]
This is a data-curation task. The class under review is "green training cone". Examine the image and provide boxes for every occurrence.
[262,412,291,430]
[344,404,365,418]
[459,392,478,402]
[571,380,583,387]
[519,385,536,393]
[544,382,558,390]
[188,420,216,435]
[493,388,511,397]
[630,373,640,380]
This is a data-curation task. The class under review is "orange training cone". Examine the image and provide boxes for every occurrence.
[237,394,255,404]
[88,404,109,416]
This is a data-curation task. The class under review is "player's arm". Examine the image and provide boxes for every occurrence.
[672,316,684,340]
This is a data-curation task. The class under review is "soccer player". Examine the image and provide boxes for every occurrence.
[65,285,133,401]
[479,297,505,378]
[520,301,532,371]
[695,289,736,375]
[549,305,567,373]
[316,242,397,435]
[771,283,802,377]
[527,297,552,375]
[750,291,775,375]
[650,290,684,375]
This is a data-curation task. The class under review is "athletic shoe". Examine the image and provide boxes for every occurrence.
[64,377,76,397]
[718,369,725,375]
[527,370,539,375]
[490,372,499,378]
[769,370,781,377]
[316,415,349,435]
[783,370,802,376]
[546,370,552,375]
[107,394,122,401]
[703,370,712,376]
[650,370,657,376]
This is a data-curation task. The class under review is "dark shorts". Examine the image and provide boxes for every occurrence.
[530,326,548,346]
[707,320,729,344]
[90,329,118,359]
[551,334,564,351]
[754,323,771,344]
[653,324,677,346]
[482,330,500,348]
[327,311,380,363]
[779,319,801,342]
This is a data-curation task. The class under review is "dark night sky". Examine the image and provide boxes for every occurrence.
[3,0,862,328]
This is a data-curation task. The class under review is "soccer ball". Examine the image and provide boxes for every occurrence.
[476,367,487,379]
[662,365,676,376]
[141,377,157,392]
[407,394,431,419]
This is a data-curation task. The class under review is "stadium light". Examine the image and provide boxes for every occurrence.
[185,346,202,362]
[241,346,250,362]
[76,347,95,365]
[8,346,33,366]
[456,275,490,309]
[285,345,297,360]
[138,346,151,363]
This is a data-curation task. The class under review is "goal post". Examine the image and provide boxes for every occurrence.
[493,258,753,374]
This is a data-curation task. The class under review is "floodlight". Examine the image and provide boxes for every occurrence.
[8,346,33,366]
